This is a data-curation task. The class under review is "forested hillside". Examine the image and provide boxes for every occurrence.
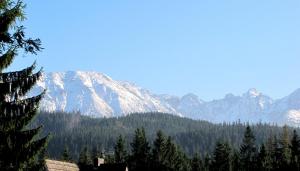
[33,112,295,160]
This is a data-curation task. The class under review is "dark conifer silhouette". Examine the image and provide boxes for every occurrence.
[61,146,72,162]
[290,130,300,170]
[239,126,257,171]
[151,130,167,170]
[114,135,127,163]
[212,141,231,171]
[129,128,150,171]
[78,146,92,171]
[0,0,48,170]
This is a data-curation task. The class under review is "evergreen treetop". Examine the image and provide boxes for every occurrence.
[212,141,231,171]
[240,126,257,171]
[0,0,48,170]
[114,135,127,163]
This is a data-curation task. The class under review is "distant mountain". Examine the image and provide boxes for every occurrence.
[31,71,178,117]
[31,71,300,126]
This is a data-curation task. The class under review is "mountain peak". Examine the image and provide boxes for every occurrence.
[245,88,261,98]
[181,93,204,103]
[182,93,198,99]
[225,93,235,99]
[32,71,300,126]
[35,71,180,117]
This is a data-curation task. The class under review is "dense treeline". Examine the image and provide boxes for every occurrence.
[32,111,297,162]
[74,125,300,171]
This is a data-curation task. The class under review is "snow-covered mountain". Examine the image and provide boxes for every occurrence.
[31,71,178,117]
[31,71,300,126]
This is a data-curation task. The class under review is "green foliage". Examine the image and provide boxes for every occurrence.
[212,141,231,171]
[203,153,212,171]
[0,0,47,170]
[78,146,92,171]
[33,111,290,160]
[114,135,127,163]
[231,150,240,171]
[290,130,300,169]
[151,130,167,170]
[279,125,292,169]
[61,146,72,162]
[239,126,257,170]
[191,153,204,171]
[32,111,300,170]
[257,144,272,171]
[129,128,150,171]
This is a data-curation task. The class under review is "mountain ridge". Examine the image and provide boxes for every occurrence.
[31,71,300,126]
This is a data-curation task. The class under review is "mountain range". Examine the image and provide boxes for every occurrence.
[30,71,300,126]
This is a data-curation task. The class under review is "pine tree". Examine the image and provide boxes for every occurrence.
[279,125,291,169]
[257,144,272,171]
[61,146,71,162]
[114,135,127,163]
[203,153,212,171]
[130,128,150,171]
[191,153,203,171]
[151,130,167,170]
[240,126,257,171]
[265,134,276,170]
[78,146,92,171]
[162,136,188,171]
[271,135,282,171]
[212,141,231,171]
[91,145,101,161]
[290,130,300,170]
[0,0,48,170]
[231,149,240,171]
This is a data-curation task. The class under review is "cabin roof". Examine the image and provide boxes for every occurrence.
[45,159,80,171]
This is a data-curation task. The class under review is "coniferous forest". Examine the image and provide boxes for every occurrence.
[1,0,300,171]
[33,111,300,171]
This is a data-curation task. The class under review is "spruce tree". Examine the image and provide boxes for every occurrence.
[257,144,271,171]
[163,136,187,171]
[114,135,127,163]
[271,135,282,170]
[191,153,203,171]
[290,130,300,170]
[78,146,92,171]
[151,130,167,170]
[279,125,291,169]
[91,145,101,161]
[212,141,231,171]
[130,128,150,171]
[265,134,276,170]
[240,126,257,171]
[0,0,48,170]
[203,153,212,171]
[61,146,71,162]
[231,149,240,171]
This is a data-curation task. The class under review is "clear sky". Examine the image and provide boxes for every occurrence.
[10,0,300,100]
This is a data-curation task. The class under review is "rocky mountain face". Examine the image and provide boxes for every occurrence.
[31,71,300,126]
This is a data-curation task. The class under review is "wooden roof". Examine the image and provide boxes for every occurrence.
[45,159,80,171]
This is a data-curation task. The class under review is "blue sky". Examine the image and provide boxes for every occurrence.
[10,0,300,100]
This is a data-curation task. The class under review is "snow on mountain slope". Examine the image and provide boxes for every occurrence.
[265,89,300,126]
[189,89,274,123]
[33,71,179,117]
[32,71,300,126]
[159,88,274,123]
